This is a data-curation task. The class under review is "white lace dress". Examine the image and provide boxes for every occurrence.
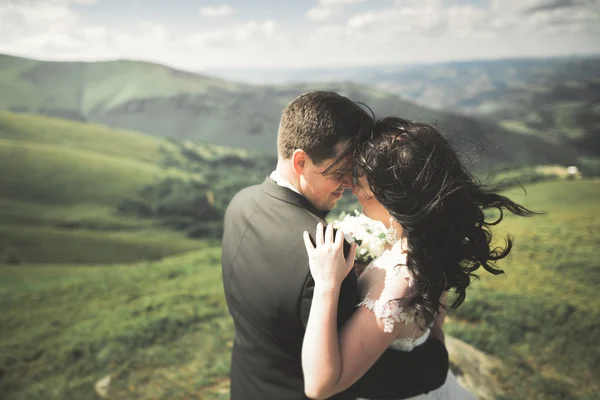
[356,247,478,400]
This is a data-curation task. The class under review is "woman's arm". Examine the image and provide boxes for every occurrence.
[302,288,415,399]
[298,269,449,399]
[301,284,345,399]
[302,223,418,399]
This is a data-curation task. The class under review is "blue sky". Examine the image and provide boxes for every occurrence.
[1,0,598,70]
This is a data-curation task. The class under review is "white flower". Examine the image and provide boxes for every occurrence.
[332,210,387,263]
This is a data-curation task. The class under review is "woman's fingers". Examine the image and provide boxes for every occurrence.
[305,223,356,285]
[303,231,314,254]
[325,223,334,244]
[315,222,338,246]
[316,222,324,246]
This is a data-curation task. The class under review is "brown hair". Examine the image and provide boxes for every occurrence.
[277,91,373,165]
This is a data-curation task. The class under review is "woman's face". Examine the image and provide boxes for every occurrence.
[351,176,391,224]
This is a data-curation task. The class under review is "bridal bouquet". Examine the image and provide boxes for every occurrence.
[332,210,387,264]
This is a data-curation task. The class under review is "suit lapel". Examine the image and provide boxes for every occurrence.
[261,177,330,220]
[262,177,360,325]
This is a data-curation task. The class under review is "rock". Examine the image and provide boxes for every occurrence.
[94,375,111,399]
[446,336,506,400]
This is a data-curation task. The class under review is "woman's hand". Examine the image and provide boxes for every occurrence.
[303,222,356,290]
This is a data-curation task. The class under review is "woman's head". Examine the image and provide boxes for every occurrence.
[351,175,391,223]
[354,117,474,225]
[354,117,536,325]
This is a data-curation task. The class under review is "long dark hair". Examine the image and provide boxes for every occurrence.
[355,117,538,326]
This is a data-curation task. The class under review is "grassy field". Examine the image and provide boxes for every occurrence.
[0,248,232,400]
[1,179,598,399]
[447,179,600,400]
[0,112,204,264]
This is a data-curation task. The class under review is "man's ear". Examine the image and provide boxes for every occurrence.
[291,149,308,176]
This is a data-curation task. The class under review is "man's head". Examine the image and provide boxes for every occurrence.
[276,91,373,211]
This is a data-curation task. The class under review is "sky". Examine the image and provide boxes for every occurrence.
[1,0,599,71]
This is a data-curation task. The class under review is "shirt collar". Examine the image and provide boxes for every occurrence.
[269,170,301,195]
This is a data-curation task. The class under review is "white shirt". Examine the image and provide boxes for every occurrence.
[269,170,301,195]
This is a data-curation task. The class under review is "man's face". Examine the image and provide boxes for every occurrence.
[299,143,353,211]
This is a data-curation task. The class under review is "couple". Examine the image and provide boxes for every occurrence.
[221,91,533,400]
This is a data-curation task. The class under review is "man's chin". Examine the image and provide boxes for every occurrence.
[331,191,344,201]
[318,200,337,212]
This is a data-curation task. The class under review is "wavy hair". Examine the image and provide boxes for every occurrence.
[355,117,538,326]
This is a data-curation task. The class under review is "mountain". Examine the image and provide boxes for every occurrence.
[0,53,583,169]
[466,78,600,157]
[207,56,600,110]
[209,56,600,157]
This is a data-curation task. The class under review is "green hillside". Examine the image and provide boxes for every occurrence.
[0,112,274,264]
[0,110,166,162]
[0,112,203,263]
[0,139,166,205]
[0,53,581,168]
[487,79,600,156]
[0,55,240,114]
[0,179,598,399]
[447,179,600,400]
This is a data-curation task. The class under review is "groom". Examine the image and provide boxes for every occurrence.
[221,91,449,400]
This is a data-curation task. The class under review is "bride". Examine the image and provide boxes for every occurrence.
[301,117,536,400]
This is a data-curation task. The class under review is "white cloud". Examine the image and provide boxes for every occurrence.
[185,20,277,47]
[307,0,367,21]
[486,0,600,34]
[199,4,235,18]
[306,7,335,21]
[0,0,597,69]
[347,0,599,38]
[490,0,598,14]
[0,0,275,66]
[5,0,97,5]
[321,0,368,5]
[0,1,79,46]
[394,0,441,7]
[347,3,487,38]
